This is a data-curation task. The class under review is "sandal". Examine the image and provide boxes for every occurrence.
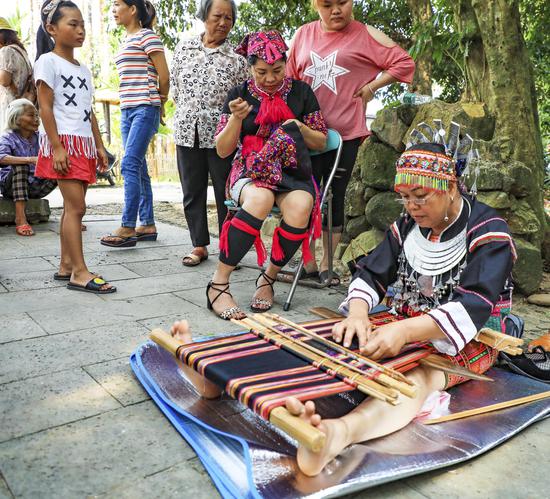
[182,248,208,267]
[206,281,245,320]
[136,232,158,242]
[250,272,276,312]
[67,277,117,294]
[319,270,341,287]
[100,234,137,248]
[16,224,34,236]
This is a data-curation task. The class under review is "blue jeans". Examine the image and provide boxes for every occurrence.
[120,105,160,228]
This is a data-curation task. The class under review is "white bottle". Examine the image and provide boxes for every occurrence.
[400,92,433,105]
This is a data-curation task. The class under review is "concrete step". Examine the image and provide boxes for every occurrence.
[0,197,51,225]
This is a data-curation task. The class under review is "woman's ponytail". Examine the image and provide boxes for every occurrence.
[140,0,156,29]
[35,24,54,60]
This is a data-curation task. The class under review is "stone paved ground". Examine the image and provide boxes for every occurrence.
[0,190,549,499]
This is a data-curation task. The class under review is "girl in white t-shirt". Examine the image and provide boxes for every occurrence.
[35,0,116,294]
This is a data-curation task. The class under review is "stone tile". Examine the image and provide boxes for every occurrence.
[43,243,195,268]
[123,257,215,278]
[0,286,105,314]
[0,402,196,498]
[348,481,427,498]
[99,273,193,300]
[29,293,190,334]
[84,357,149,406]
[0,368,120,442]
[0,321,150,384]
[0,473,14,499]
[174,278,345,322]
[404,421,550,498]
[97,458,220,499]
[0,313,47,344]
[0,257,55,275]
[0,264,142,292]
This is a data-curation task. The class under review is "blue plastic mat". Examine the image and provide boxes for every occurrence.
[131,341,550,498]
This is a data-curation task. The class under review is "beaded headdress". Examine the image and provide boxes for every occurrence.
[235,30,288,64]
[394,120,480,194]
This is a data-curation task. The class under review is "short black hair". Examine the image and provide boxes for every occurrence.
[247,54,287,66]
[197,0,238,25]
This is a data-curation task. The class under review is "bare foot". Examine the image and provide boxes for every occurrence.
[169,320,222,399]
[207,282,246,320]
[285,397,349,476]
[170,320,193,343]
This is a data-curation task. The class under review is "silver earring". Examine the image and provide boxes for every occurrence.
[444,195,454,222]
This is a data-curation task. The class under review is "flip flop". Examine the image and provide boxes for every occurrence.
[54,272,103,281]
[16,224,34,236]
[136,232,158,242]
[182,249,208,267]
[319,270,341,287]
[100,235,137,248]
[67,277,117,294]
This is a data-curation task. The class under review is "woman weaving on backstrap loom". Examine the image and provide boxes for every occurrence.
[207,30,327,320]
[167,121,516,476]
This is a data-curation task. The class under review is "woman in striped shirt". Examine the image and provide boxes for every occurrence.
[101,0,169,247]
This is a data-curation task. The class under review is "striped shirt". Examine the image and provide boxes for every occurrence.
[115,29,164,109]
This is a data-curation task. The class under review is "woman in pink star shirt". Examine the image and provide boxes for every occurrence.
[287,0,415,285]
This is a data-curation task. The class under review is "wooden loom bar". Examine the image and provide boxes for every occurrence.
[148,329,327,453]
[235,316,401,404]
[423,391,550,424]
[266,313,416,388]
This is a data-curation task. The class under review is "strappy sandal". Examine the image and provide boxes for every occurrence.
[206,281,245,320]
[250,272,276,312]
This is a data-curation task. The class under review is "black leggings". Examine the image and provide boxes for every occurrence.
[311,138,361,232]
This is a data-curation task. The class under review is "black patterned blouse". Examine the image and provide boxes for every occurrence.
[170,34,248,148]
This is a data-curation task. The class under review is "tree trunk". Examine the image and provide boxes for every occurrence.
[406,0,433,95]
[453,0,544,173]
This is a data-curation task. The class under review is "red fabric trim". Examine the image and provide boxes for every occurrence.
[219,214,267,267]
[272,226,311,264]
[255,93,294,127]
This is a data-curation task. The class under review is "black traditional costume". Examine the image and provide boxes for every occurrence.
[340,122,517,386]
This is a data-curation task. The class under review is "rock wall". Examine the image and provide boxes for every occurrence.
[340,101,546,295]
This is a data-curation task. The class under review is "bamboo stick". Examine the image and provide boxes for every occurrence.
[148,329,327,452]
[418,354,493,382]
[423,391,550,424]
[266,313,416,388]
[236,316,399,404]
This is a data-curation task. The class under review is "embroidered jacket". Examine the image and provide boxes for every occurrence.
[339,195,516,356]
[215,78,327,193]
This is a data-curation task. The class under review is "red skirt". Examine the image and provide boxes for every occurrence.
[35,133,97,184]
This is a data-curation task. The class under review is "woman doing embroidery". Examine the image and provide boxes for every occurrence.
[207,30,328,320]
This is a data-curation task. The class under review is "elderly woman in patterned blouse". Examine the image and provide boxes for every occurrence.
[0,99,56,236]
[171,0,248,267]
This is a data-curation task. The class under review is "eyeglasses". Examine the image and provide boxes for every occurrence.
[396,191,437,206]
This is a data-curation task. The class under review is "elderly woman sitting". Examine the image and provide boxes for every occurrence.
[0,98,56,235]
[207,30,327,319]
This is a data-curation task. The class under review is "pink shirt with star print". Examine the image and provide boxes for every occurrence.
[287,20,415,141]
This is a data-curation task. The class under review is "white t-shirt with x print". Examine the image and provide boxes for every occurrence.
[34,52,94,138]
